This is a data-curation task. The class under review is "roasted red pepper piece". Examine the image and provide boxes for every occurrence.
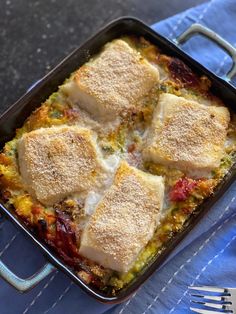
[169,177,197,202]
[168,58,199,87]
[55,210,79,260]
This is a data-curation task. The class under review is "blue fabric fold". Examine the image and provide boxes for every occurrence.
[0,1,236,313]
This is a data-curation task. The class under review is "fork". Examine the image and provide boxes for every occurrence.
[189,286,236,313]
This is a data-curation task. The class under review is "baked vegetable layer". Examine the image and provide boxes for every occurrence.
[0,36,236,295]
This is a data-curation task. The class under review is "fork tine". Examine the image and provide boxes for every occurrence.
[191,300,232,310]
[189,286,227,294]
[190,294,231,302]
[190,307,228,314]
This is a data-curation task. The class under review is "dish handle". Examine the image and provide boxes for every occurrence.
[0,260,55,292]
[174,23,236,82]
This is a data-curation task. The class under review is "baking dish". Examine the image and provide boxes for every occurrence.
[0,17,236,303]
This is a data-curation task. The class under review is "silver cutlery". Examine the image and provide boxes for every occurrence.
[189,285,236,313]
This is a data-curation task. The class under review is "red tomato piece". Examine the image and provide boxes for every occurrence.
[169,177,197,202]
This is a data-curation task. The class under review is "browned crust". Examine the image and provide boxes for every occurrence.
[143,93,230,174]
[72,39,159,119]
[18,126,104,205]
[79,161,164,272]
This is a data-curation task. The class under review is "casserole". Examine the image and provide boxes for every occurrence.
[0,17,236,303]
